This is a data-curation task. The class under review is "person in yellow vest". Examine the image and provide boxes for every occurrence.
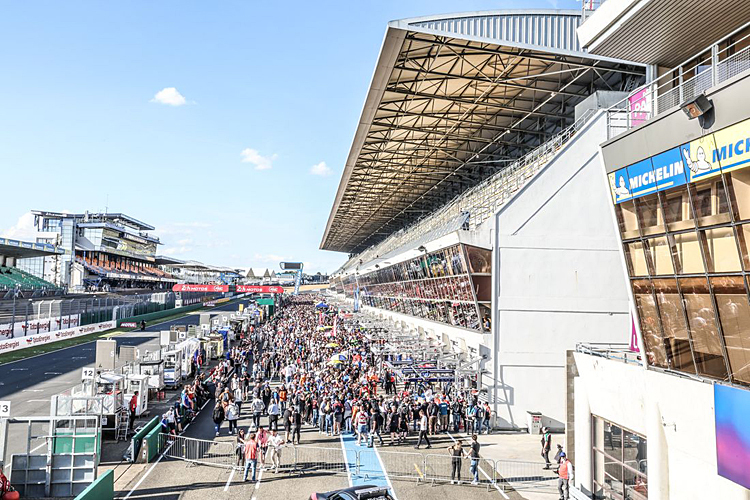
[557,452,574,500]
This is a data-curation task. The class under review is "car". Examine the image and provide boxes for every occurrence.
[308,485,394,500]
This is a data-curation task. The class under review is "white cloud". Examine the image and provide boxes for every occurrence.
[1,212,37,241]
[163,246,192,256]
[240,148,277,170]
[150,87,187,106]
[253,253,286,263]
[310,161,332,176]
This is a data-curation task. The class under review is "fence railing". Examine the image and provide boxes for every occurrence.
[576,342,642,366]
[607,20,750,139]
[155,437,557,492]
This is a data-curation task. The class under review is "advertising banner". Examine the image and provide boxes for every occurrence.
[0,315,80,338]
[628,87,651,128]
[236,285,284,294]
[172,284,229,292]
[715,383,750,489]
[0,319,115,354]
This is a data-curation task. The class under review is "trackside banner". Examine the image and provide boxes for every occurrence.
[236,285,284,294]
[172,284,229,292]
[0,320,116,354]
[0,315,81,338]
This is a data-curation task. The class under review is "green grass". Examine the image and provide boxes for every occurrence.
[0,299,242,366]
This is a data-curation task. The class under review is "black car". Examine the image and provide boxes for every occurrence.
[309,485,394,500]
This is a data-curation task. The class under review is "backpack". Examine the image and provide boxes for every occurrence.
[213,406,223,421]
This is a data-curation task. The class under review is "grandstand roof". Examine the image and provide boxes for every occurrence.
[0,238,64,259]
[31,210,155,231]
[155,255,186,265]
[320,10,645,253]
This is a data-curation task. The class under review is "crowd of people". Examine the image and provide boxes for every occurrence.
[155,295,572,495]
[185,296,499,485]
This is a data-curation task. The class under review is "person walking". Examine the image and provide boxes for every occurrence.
[291,407,302,445]
[448,439,465,484]
[355,406,369,446]
[243,433,259,482]
[541,427,552,469]
[226,399,239,435]
[266,429,285,472]
[235,429,246,468]
[557,452,573,500]
[268,399,281,431]
[469,434,481,485]
[212,401,225,437]
[251,396,265,431]
[414,410,431,449]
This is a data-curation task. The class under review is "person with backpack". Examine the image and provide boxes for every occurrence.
[251,396,265,431]
[212,401,225,437]
[474,404,484,434]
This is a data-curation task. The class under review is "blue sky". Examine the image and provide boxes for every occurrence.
[0,0,580,273]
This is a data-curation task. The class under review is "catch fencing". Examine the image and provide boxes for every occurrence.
[154,437,556,492]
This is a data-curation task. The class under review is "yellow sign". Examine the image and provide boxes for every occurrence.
[712,117,750,173]
[682,133,721,182]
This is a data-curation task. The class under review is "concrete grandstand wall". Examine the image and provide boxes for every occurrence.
[490,111,631,430]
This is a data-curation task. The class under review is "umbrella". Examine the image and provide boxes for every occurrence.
[315,302,328,309]
[326,342,339,348]
[327,359,342,365]
[330,353,347,362]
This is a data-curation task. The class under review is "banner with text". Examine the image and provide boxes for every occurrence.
[0,319,116,354]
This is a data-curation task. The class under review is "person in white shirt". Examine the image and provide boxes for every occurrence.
[266,429,285,472]
[414,410,432,449]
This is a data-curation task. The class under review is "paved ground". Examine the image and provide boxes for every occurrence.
[115,395,528,500]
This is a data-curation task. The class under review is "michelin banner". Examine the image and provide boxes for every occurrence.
[609,117,750,203]
[0,319,114,354]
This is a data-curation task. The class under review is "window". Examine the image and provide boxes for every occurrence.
[702,227,742,272]
[644,237,674,275]
[653,278,695,373]
[724,169,750,222]
[632,280,668,368]
[593,416,647,500]
[635,194,665,236]
[712,276,750,386]
[671,231,705,274]
[625,242,649,277]
[690,179,731,227]
[680,277,729,380]
[615,201,640,239]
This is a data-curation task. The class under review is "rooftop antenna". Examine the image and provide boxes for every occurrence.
[105,194,109,214]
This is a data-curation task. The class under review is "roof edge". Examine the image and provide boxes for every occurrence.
[392,9,582,26]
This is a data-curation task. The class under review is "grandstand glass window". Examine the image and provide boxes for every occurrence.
[609,127,750,387]
[336,243,488,331]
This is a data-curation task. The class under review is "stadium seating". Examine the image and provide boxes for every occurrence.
[0,266,58,291]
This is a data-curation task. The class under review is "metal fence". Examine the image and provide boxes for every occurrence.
[154,437,556,493]
[159,434,236,468]
[607,20,750,139]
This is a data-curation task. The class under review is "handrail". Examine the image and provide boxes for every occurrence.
[575,342,641,365]
[605,19,750,139]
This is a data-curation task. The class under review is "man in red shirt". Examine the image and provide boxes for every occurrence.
[128,391,139,432]
[243,433,259,482]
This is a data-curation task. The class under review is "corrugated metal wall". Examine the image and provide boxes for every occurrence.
[409,13,582,52]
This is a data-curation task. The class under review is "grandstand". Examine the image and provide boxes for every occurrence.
[29,210,176,291]
[322,9,646,430]
[0,238,62,297]
[159,258,242,285]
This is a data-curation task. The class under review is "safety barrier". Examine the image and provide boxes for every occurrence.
[73,469,113,500]
[128,417,160,463]
[159,434,237,468]
[154,437,556,493]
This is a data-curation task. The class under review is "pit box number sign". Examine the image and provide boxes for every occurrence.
[0,401,10,417]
